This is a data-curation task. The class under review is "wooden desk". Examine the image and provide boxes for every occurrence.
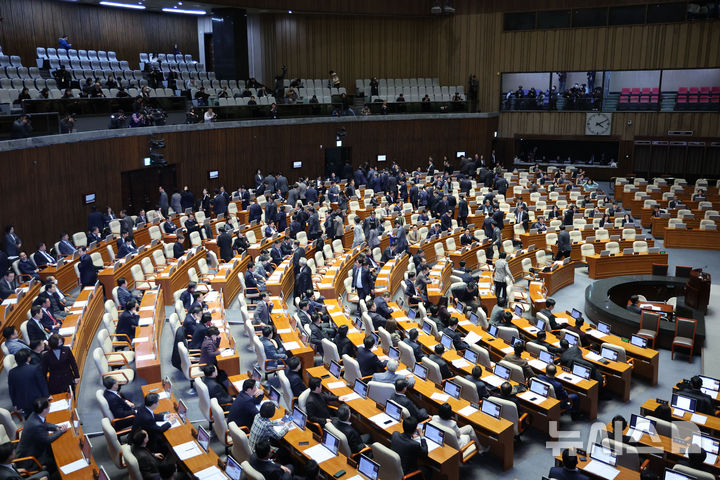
[39,239,118,294]
[98,243,163,299]
[374,253,409,297]
[586,252,669,279]
[448,240,489,270]
[268,295,315,374]
[317,248,364,300]
[155,247,205,305]
[560,454,641,480]
[408,231,463,265]
[133,289,165,384]
[651,217,701,238]
[63,285,105,375]
[506,248,538,280]
[209,255,250,308]
[663,227,720,250]
[427,260,452,305]
[0,281,41,369]
[266,258,294,300]
[641,398,720,437]
[46,393,99,480]
[538,261,575,296]
[551,237,654,264]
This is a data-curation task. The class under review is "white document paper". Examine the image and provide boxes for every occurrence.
[587,329,608,339]
[327,381,346,390]
[396,369,411,376]
[672,408,686,418]
[528,359,548,371]
[220,349,235,357]
[282,341,301,350]
[158,392,170,400]
[690,413,707,425]
[451,358,471,369]
[339,392,361,402]
[347,328,360,334]
[60,458,89,475]
[276,328,292,334]
[426,439,442,452]
[195,465,227,480]
[458,405,478,417]
[628,429,644,443]
[140,306,155,311]
[517,391,546,405]
[583,460,620,480]
[369,412,398,429]
[329,311,345,318]
[345,476,364,480]
[458,320,473,327]
[560,374,582,385]
[483,375,505,388]
[500,347,514,354]
[464,331,482,345]
[430,392,450,402]
[173,441,203,460]
[136,354,156,362]
[73,301,88,307]
[49,399,69,412]
[138,318,154,326]
[2,298,17,305]
[132,337,149,344]
[56,421,72,430]
[585,351,602,362]
[303,444,335,464]
[58,327,75,336]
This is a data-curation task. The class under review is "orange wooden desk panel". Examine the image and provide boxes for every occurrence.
[209,255,250,308]
[586,252,669,279]
[663,227,720,250]
[427,260,452,305]
[374,253,408,297]
[448,240,490,270]
[561,455,641,480]
[0,281,42,369]
[133,289,165,384]
[266,258,294,300]
[641,398,720,437]
[539,261,576,296]
[408,231,463,265]
[46,393,99,480]
[64,285,105,375]
[155,247,205,305]
[98,243,163,299]
[268,296,315,374]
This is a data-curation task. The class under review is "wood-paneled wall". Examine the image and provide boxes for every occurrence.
[255,10,720,113]
[0,116,496,250]
[0,0,199,70]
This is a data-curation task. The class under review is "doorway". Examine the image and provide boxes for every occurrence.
[204,33,214,72]
[121,164,178,214]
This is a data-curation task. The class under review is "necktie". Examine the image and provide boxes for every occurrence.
[45,309,58,325]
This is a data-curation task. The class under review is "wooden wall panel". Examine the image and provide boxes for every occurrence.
[0,0,199,70]
[0,117,496,250]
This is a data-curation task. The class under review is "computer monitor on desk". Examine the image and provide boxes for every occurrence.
[225,455,244,480]
[357,455,380,480]
[481,399,502,419]
[197,425,211,452]
[671,393,697,414]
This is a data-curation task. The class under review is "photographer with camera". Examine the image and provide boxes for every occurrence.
[109,110,127,129]
[203,108,217,123]
[273,65,287,99]
[185,108,199,124]
[59,113,75,134]
[11,114,32,139]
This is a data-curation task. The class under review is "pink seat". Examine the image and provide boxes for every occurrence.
[688,96,698,103]
[619,96,629,103]
[699,95,710,103]
[639,96,650,103]
[678,87,688,94]
[621,88,631,95]
[676,96,687,103]
[651,87,660,94]
[631,88,641,95]
[700,86,710,94]
[650,95,659,103]
[641,87,651,94]
[630,96,639,103]
[711,86,720,93]
[689,87,699,94]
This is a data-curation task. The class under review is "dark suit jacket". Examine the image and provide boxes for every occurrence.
[78,254,99,286]
[404,339,423,362]
[357,347,385,377]
[131,445,160,480]
[217,233,233,262]
[390,431,428,474]
[0,464,25,479]
[464,375,491,399]
[547,466,589,480]
[16,413,63,467]
[442,327,469,351]
[333,335,355,357]
[286,369,306,397]
[33,250,55,267]
[0,278,16,301]
[116,310,139,341]
[104,389,135,419]
[332,418,366,454]
[173,241,185,259]
[27,318,48,342]
[374,297,393,319]
[540,308,561,330]
[306,391,337,425]
[228,392,261,430]
[203,376,233,405]
[132,406,170,451]
[390,393,427,421]
[9,363,49,414]
[249,454,287,480]
[41,345,79,395]
[429,353,453,380]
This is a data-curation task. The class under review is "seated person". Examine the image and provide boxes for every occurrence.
[534,330,562,354]
[565,316,589,347]
[228,379,263,431]
[432,402,482,452]
[16,252,40,280]
[102,376,136,430]
[626,295,642,314]
[390,416,430,479]
[539,298,561,331]
[489,298,508,326]
[248,401,290,451]
[260,326,287,368]
[305,376,339,426]
[367,301,387,330]
[357,335,387,377]
[250,438,295,480]
[498,381,519,407]
[502,341,534,380]
[284,357,307,397]
[465,365,494,399]
[332,404,371,455]
[403,328,424,362]
[441,317,470,351]
[391,378,428,421]
[548,448,589,480]
[201,364,233,406]
[333,325,356,357]
[131,429,165,480]
[428,344,453,380]
[538,364,580,419]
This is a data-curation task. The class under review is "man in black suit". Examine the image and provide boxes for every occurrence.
[548,448,589,480]
[555,225,571,260]
[37,296,60,332]
[201,365,233,405]
[535,331,562,354]
[190,313,212,349]
[87,226,103,244]
[118,237,137,258]
[250,439,294,480]
[0,441,49,479]
[130,430,162,480]
[390,417,429,478]
[367,301,387,330]
[391,378,428,421]
[296,300,312,326]
[306,377,338,426]
[216,226,233,262]
[116,277,137,308]
[442,317,470,350]
[0,271,17,302]
[27,306,49,343]
[284,357,307,397]
[332,404,370,455]
[373,291,393,319]
[116,300,139,341]
[309,312,332,355]
[333,325,355,357]
[102,376,135,430]
[227,379,263,431]
[539,298,561,331]
[558,339,584,368]
[77,247,100,287]
[626,295,642,314]
[353,260,372,301]
[465,366,493,399]
[403,328,424,362]
[8,350,48,418]
[678,376,715,415]
[132,393,172,454]
[429,344,453,380]
[16,398,67,472]
[294,258,312,298]
[357,336,387,377]
[33,243,55,268]
[88,205,104,232]
[173,235,186,259]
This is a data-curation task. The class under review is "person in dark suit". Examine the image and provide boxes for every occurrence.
[333,325,356,357]
[309,313,332,355]
[429,344,453,380]
[4,226,21,259]
[33,243,55,268]
[16,398,66,472]
[306,377,338,426]
[56,233,76,256]
[357,336,387,377]
[390,416,429,478]
[548,448,589,480]
[0,441,49,479]
[626,295,642,314]
[201,365,233,405]
[442,317,470,350]
[403,328,424,362]
[87,226,102,244]
[179,282,196,310]
[555,225,571,261]
[227,378,263,431]
[391,378,428,421]
[538,364,580,418]
[294,258,312,298]
[190,313,212,349]
[118,237,137,258]
[248,202,263,224]
[678,376,715,415]
[132,393,172,454]
[465,366,493,399]
[116,300,140,341]
[37,296,60,332]
[130,429,162,480]
[565,317,590,347]
[253,294,272,327]
[26,306,49,342]
[352,260,372,300]
[42,334,79,395]
[502,342,535,381]
[539,298,561,331]
[367,301,387,330]
[8,349,49,418]
[0,271,17,302]
[285,357,307,397]
[77,247,100,287]
[102,376,136,430]
[250,439,294,480]
[116,277,137,308]
[534,331,562,354]
[216,226,233,262]
[173,235,185,259]
[373,292,393,319]
[16,252,39,280]
[558,339,584,368]
[332,404,370,455]
[88,205,104,232]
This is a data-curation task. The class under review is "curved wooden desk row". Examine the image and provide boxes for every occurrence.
[132,289,165,384]
[97,243,164,300]
[266,295,315,372]
[650,216,702,238]
[155,246,205,305]
[641,398,720,438]
[373,253,409,297]
[586,252,669,279]
[39,238,120,295]
[550,237,655,264]
[519,226,641,250]
[663,227,720,250]
[209,255,250,308]
[637,205,719,227]
[427,260,453,305]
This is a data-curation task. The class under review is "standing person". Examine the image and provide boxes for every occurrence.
[158,186,169,217]
[8,349,48,418]
[493,252,514,302]
[555,225,571,261]
[468,74,479,113]
[41,334,79,395]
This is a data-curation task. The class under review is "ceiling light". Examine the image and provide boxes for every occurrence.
[162,7,206,14]
[288,10,293,13]
[99,1,146,9]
